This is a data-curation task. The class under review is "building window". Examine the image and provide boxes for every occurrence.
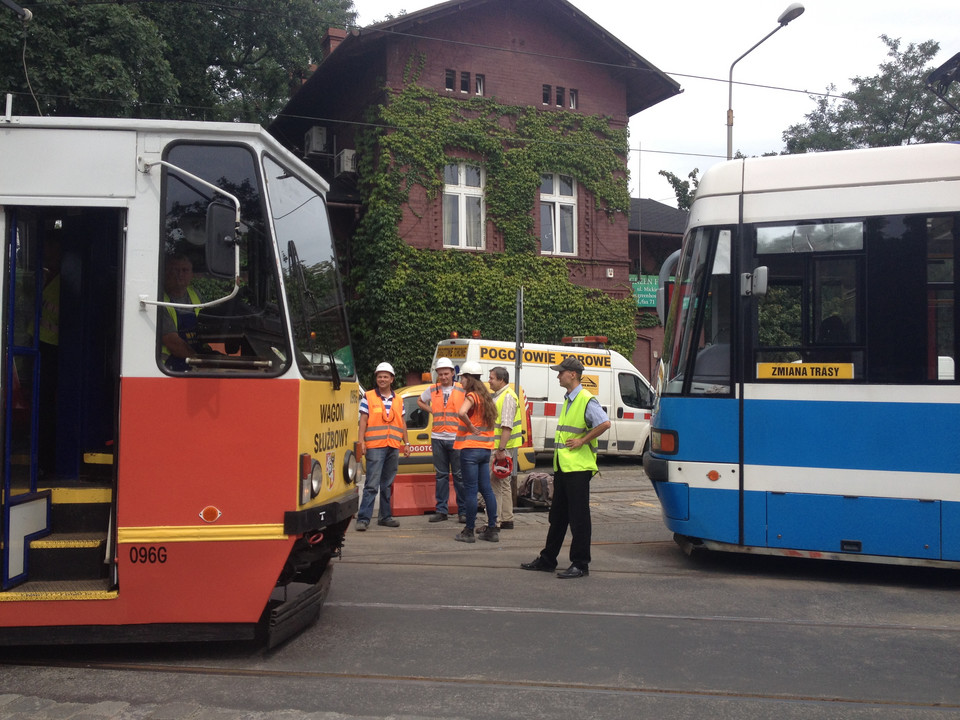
[461,71,470,93]
[443,162,485,249]
[445,69,455,92]
[540,173,576,255]
[542,84,551,105]
[556,87,564,107]
[475,74,485,96]
[569,89,578,109]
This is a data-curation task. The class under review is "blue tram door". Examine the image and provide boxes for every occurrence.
[2,207,122,589]
[1,207,50,588]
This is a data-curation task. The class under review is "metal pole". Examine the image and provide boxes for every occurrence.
[726,24,783,161]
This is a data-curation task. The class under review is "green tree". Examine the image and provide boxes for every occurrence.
[658,168,699,211]
[0,0,356,123]
[783,35,960,153]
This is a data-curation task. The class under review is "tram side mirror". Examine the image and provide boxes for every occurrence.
[740,266,768,298]
[206,200,238,278]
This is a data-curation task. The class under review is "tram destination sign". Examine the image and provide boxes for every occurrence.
[756,362,854,380]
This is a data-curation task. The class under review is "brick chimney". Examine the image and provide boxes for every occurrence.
[321,28,347,60]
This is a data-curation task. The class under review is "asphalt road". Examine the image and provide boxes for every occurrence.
[4,459,960,719]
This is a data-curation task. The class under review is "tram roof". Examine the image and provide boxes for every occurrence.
[696,143,960,200]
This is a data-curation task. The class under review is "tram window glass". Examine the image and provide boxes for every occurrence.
[757,221,863,254]
[663,227,732,395]
[160,143,288,375]
[753,221,865,378]
[266,156,355,381]
[926,215,955,380]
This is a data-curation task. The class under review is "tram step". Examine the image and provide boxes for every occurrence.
[0,578,116,602]
[28,532,109,581]
[40,484,112,534]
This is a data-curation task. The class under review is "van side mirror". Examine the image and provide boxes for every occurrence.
[206,200,238,278]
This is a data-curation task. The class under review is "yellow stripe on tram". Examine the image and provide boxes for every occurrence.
[117,524,287,544]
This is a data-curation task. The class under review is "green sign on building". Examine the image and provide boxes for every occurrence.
[631,274,659,307]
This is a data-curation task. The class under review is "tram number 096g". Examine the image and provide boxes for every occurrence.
[129,546,168,564]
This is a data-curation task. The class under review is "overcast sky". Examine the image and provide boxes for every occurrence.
[353,0,960,207]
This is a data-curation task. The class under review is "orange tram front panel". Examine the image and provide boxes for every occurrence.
[1,376,311,629]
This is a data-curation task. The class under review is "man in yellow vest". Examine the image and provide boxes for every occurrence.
[356,362,410,531]
[488,366,522,530]
[160,253,202,372]
[521,356,609,579]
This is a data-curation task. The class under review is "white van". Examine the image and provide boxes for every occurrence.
[430,338,654,458]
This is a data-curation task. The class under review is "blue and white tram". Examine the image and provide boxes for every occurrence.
[644,143,960,566]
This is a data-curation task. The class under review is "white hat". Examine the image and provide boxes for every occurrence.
[435,357,455,370]
[375,362,395,376]
[461,360,482,377]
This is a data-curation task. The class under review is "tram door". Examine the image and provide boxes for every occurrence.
[2,206,123,589]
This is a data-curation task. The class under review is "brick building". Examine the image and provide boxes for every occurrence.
[271,0,679,291]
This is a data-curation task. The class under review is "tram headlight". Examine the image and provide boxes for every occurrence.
[343,449,359,485]
[300,454,324,504]
[310,461,324,498]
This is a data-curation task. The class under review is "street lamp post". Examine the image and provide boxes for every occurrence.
[726,2,805,160]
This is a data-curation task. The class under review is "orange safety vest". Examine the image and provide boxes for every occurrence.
[363,389,405,449]
[454,391,495,450]
[431,382,466,436]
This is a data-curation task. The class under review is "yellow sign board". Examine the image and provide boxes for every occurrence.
[477,345,611,369]
[581,375,600,393]
[756,363,854,380]
[436,345,468,359]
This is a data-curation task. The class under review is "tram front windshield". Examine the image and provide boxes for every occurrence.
[661,227,732,395]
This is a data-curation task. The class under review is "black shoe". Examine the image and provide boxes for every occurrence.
[556,564,588,579]
[476,526,499,543]
[458,514,467,524]
[429,513,448,523]
[377,517,400,527]
[499,521,514,530]
[454,528,475,543]
[520,557,556,572]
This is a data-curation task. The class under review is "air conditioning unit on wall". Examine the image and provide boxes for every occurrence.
[335,149,357,176]
[303,126,327,157]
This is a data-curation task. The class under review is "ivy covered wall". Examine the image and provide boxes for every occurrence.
[348,57,639,381]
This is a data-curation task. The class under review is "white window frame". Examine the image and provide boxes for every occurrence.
[443,162,485,250]
[539,172,577,256]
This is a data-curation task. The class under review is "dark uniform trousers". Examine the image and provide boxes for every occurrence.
[541,468,593,568]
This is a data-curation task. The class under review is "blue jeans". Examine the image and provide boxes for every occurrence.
[358,446,398,522]
[432,438,463,514]
[460,447,496,530]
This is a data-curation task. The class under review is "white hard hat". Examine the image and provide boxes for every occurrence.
[375,362,395,376]
[461,360,482,377]
[435,357,455,370]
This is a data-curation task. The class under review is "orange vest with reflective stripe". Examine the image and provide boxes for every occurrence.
[454,391,495,450]
[431,382,465,436]
[363,389,405,449]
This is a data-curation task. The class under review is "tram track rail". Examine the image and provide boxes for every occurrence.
[4,654,960,713]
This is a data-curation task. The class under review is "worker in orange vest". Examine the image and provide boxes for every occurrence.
[417,356,466,523]
[356,362,410,531]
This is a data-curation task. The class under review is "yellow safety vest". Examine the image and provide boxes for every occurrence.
[554,388,599,473]
[161,287,201,360]
[494,387,523,449]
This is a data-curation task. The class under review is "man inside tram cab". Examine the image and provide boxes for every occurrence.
[160,252,203,372]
